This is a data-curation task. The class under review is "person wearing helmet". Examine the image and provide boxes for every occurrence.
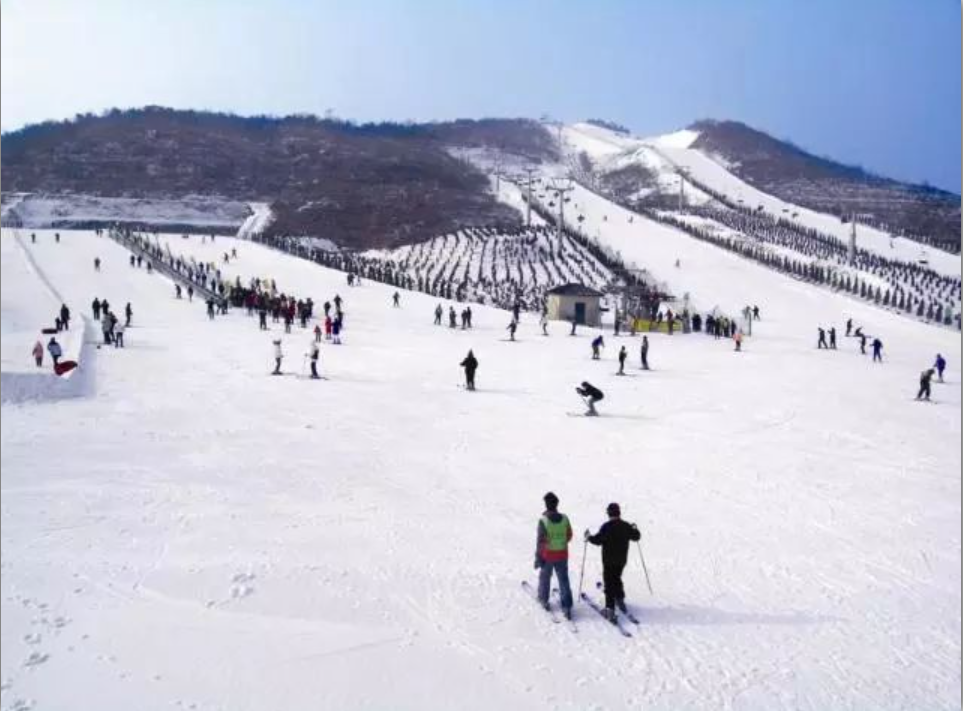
[916,368,936,401]
[585,503,641,620]
[534,492,574,619]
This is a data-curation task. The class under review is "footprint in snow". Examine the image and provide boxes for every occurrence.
[23,652,49,668]
[22,634,41,646]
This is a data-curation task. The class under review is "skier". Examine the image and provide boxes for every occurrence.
[752,305,760,320]
[59,303,70,330]
[829,327,837,350]
[324,315,333,340]
[845,318,853,337]
[540,313,549,336]
[32,340,44,367]
[101,312,113,345]
[640,335,650,370]
[860,333,868,355]
[114,321,125,348]
[817,327,827,349]
[31,233,36,243]
[617,346,627,375]
[872,338,883,363]
[313,324,322,343]
[187,285,194,302]
[308,340,320,379]
[460,349,478,391]
[333,294,342,311]
[125,302,133,327]
[332,315,342,344]
[576,381,604,416]
[271,339,283,375]
[465,307,473,329]
[934,354,946,382]
[449,307,457,328]
[92,298,102,321]
[206,299,216,320]
[534,492,574,619]
[585,503,641,621]
[323,301,331,317]
[94,257,101,271]
[916,368,935,401]
[734,330,743,352]
[47,337,62,368]
[591,335,604,360]
[434,304,443,326]
[507,320,518,341]
[130,255,136,268]
[392,291,401,308]
[259,306,268,330]
[55,232,60,243]
[570,316,577,336]
[175,284,182,299]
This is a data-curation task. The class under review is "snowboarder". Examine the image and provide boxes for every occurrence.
[392,291,401,308]
[59,303,70,330]
[125,302,132,327]
[872,338,883,363]
[460,350,478,391]
[271,339,283,375]
[617,346,627,374]
[576,381,604,416]
[434,304,443,325]
[591,335,604,360]
[92,298,102,321]
[817,327,828,349]
[640,335,650,370]
[934,354,946,382]
[829,327,837,349]
[47,337,62,368]
[916,368,935,401]
[585,503,641,620]
[308,340,320,379]
[32,340,43,367]
[534,492,574,619]
[507,320,518,341]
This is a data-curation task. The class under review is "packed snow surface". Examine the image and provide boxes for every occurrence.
[1,227,959,711]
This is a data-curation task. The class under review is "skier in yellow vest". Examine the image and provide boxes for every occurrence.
[534,492,574,618]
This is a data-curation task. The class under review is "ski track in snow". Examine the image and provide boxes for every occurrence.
[0,227,960,711]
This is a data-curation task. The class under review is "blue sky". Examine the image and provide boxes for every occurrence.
[2,0,959,192]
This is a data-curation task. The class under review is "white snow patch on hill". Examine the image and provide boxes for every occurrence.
[1,227,959,711]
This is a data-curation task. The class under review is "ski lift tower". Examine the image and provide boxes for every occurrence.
[549,178,574,241]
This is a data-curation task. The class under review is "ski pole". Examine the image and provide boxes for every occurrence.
[636,539,653,595]
[578,536,588,599]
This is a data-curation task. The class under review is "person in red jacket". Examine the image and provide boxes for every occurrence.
[534,492,574,618]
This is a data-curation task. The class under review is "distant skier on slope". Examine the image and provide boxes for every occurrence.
[47,337,62,368]
[534,492,574,620]
[434,304,443,325]
[92,298,102,321]
[846,318,853,337]
[60,303,71,330]
[576,381,604,416]
[617,346,627,374]
[32,340,43,367]
[591,335,604,360]
[460,349,478,391]
[540,314,549,336]
[507,319,518,341]
[271,339,283,375]
[392,291,401,308]
[817,328,828,349]
[125,302,133,327]
[734,330,743,352]
[449,307,457,328]
[640,335,650,370]
[916,368,935,401]
[308,340,320,379]
[585,502,641,621]
[829,327,837,350]
[872,338,883,363]
[934,354,946,382]
[860,333,868,355]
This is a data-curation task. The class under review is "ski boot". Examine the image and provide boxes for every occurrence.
[616,599,628,614]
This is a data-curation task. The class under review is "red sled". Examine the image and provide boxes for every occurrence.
[54,360,78,376]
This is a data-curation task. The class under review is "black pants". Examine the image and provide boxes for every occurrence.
[465,371,476,390]
[311,361,319,378]
[917,383,930,399]
[641,352,649,370]
[273,358,281,374]
[602,562,626,610]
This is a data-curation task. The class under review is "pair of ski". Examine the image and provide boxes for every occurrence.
[521,581,638,637]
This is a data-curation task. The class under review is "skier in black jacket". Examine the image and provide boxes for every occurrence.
[585,503,641,619]
[460,350,478,391]
[576,381,604,416]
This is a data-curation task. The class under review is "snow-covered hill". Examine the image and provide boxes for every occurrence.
[1,226,959,710]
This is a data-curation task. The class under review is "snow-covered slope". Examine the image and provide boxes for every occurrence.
[1,228,959,711]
